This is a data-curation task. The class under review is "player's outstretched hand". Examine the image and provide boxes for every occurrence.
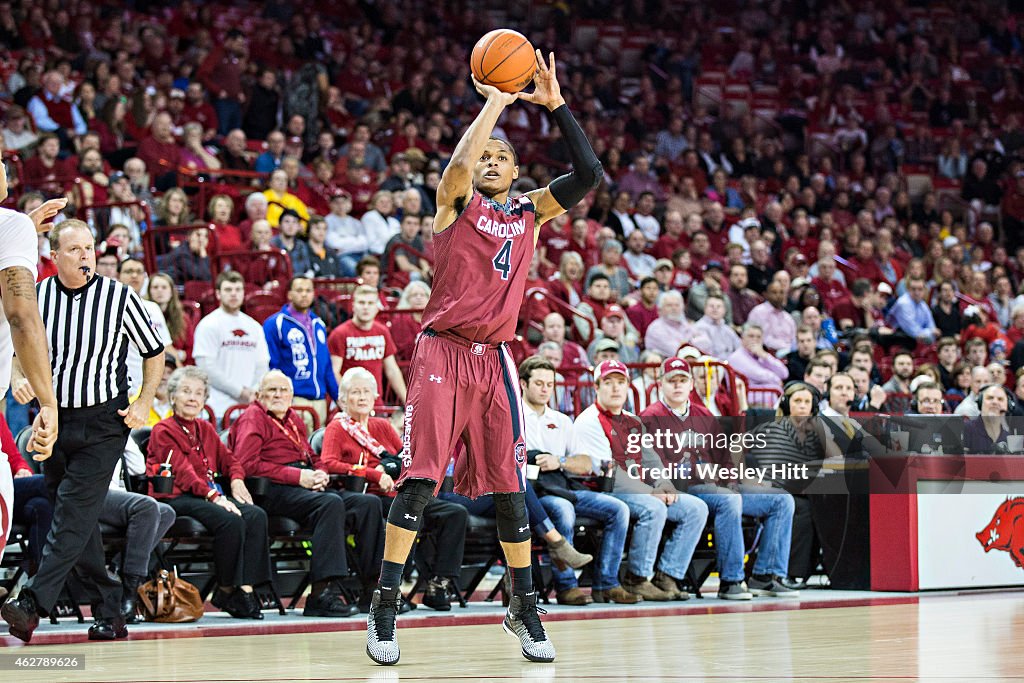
[518,50,565,111]
[27,198,68,234]
[471,76,519,106]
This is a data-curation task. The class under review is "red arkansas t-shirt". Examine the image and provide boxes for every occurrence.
[327,320,396,398]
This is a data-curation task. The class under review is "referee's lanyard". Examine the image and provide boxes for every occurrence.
[174,416,222,495]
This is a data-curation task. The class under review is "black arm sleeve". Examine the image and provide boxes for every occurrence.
[548,104,603,209]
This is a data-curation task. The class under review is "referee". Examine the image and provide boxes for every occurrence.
[2,218,165,643]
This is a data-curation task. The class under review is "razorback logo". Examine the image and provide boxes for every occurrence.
[232,329,247,337]
[976,497,1024,568]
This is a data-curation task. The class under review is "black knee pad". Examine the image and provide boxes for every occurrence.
[388,479,434,531]
[493,492,530,544]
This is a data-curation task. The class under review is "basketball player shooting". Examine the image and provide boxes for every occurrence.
[366,50,601,666]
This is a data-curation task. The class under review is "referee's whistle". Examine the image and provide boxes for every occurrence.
[79,266,91,275]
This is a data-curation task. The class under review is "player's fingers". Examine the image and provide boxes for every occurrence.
[548,51,556,74]
[534,49,546,72]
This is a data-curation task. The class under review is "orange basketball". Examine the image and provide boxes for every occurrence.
[470,29,537,93]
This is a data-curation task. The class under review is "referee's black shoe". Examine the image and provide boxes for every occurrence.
[1,591,42,643]
[88,616,129,640]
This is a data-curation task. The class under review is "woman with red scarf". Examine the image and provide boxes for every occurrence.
[148,366,271,619]
[320,367,468,610]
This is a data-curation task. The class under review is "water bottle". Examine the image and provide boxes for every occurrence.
[822,318,838,345]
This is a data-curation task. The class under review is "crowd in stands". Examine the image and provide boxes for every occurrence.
[6,0,1024,620]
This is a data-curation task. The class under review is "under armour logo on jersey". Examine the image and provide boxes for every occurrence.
[429,375,443,383]
[404,514,418,521]
[518,526,529,534]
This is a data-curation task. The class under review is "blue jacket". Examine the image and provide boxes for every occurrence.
[263,306,339,401]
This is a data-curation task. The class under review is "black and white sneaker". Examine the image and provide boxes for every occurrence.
[748,575,800,598]
[502,591,556,663]
[717,580,753,600]
[366,587,402,666]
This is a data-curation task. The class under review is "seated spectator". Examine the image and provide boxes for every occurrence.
[166,226,212,284]
[22,133,70,195]
[519,357,634,605]
[692,358,747,416]
[263,277,339,429]
[148,367,269,619]
[571,360,708,601]
[584,240,632,301]
[622,229,655,280]
[103,174,147,254]
[687,261,733,323]
[575,273,614,342]
[137,112,182,189]
[888,276,940,344]
[786,326,817,382]
[964,384,1013,454]
[936,337,961,391]
[642,358,797,599]
[327,285,408,405]
[180,122,222,171]
[230,370,383,616]
[726,264,761,328]
[692,295,741,359]
[239,192,269,243]
[27,70,86,143]
[626,276,661,339]
[848,365,889,413]
[632,349,664,413]
[586,304,639,365]
[70,148,110,208]
[324,191,368,277]
[270,209,313,277]
[931,281,963,339]
[146,272,196,365]
[546,252,584,308]
[320,368,468,611]
[390,281,430,361]
[747,281,797,354]
[255,130,286,174]
[240,219,293,287]
[384,213,431,290]
[206,194,245,252]
[728,323,788,391]
[265,168,311,228]
[881,351,915,395]
[644,291,700,357]
[361,190,401,256]
[964,337,988,368]
[819,373,886,459]
[219,129,254,171]
[153,187,193,228]
[2,105,37,154]
[541,312,589,371]
[802,358,834,398]
[306,215,343,279]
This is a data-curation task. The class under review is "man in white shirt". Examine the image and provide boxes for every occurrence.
[571,359,708,602]
[324,191,368,277]
[519,357,633,606]
[118,258,173,392]
[954,365,992,418]
[192,271,270,425]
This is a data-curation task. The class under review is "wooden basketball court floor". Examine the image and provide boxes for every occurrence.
[1,588,1022,682]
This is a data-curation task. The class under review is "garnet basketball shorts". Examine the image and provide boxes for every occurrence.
[396,328,527,499]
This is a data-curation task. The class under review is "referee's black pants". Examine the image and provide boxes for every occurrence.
[257,485,384,584]
[26,398,128,620]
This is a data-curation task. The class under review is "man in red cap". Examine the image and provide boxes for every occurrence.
[586,304,639,364]
[641,357,798,599]
[571,359,708,602]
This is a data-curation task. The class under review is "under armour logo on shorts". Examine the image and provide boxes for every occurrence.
[470,343,486,355]
[429,375,443,383]
[404,514,418,521]
[518,526,529,534]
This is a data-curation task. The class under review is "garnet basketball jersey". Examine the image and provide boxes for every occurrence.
[421,192,536,344]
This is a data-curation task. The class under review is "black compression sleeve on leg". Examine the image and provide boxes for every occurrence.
[548,104,603,209]
[387,479,434,532]
[493,492,531,544]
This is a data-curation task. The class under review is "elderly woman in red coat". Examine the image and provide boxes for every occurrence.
[148,366,271,619]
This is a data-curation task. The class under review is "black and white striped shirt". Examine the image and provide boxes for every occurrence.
[37,275,164,408]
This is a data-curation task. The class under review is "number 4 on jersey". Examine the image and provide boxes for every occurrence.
[492,239,513,280]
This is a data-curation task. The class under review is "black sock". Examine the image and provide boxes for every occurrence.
[379,560,404,589]
[510,566,533,594]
